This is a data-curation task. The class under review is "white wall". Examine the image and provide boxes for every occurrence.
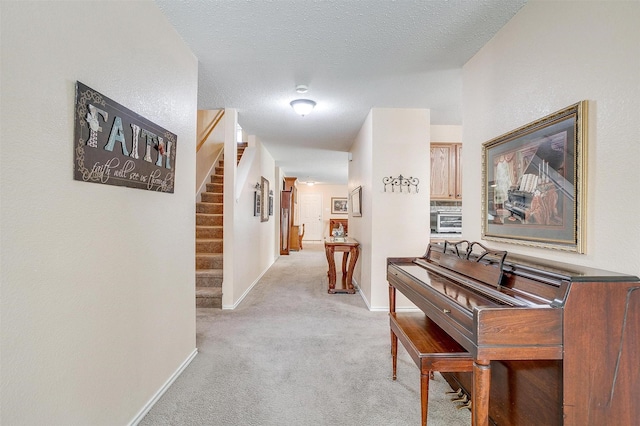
[350,109,431,310]
[349,112,374,303]
[371,109,431,309]
[463,0,640,276]
[0,1,198,425]
[225,134,277,308]
[431,125,462,143]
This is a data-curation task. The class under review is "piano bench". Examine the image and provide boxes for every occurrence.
[390,312,473,425]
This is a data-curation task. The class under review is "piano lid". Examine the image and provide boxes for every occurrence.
[396,263,504,313]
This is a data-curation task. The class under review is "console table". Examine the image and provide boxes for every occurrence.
[324,237,359,294]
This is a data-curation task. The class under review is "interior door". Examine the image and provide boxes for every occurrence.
[299,193,323,241]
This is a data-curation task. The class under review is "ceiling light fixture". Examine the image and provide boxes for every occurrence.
[306,181,315,186]
[295,85,308,94]
[290,99,316,116]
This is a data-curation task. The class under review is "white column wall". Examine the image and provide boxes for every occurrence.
[0,1,198,424]
[349,109,431,310]
[463,0,640,276]
[349,112,374,304]
[227,135,277,308]
[370,109,431,309]
[222,109,238,307]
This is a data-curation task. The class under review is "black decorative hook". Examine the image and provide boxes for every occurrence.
[382,174,420,193]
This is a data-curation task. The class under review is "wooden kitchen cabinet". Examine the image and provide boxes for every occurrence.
[430,143,462,200]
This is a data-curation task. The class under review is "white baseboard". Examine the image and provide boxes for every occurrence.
[354,279,420,312]
[128,348,198,426]
[222,264,271,310]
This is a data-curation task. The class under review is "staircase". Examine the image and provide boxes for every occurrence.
[195,142,248,308]
[195,157,224,308]
[237,142,247,163]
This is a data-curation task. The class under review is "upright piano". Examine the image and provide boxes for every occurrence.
[387,241,639,426]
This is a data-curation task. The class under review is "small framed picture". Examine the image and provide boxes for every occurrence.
[260,176,269,222]
[350,186,362,217]
[331,197,348,214]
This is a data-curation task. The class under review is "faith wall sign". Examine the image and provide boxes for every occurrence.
[73,81,177,193]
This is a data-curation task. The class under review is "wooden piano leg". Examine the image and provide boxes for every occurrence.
[472,359,491,426]
[389,285,396,353]
[391,329,398,380]
[420,372,429,426]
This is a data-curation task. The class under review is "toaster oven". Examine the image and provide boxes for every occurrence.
[436,211,462,233]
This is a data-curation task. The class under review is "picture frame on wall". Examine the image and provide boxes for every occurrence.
[331,197,348,214]
[350,186,362,217]
[254,191,261,217]
[260,176,269,222]
[481,101,587,253]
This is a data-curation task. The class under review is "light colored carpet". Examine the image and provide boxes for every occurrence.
[141,243,471,425]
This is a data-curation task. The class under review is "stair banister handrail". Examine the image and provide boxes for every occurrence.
[196,109,225,153]
[196,145,224,201]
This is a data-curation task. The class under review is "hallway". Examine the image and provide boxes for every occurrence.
[141,244,470,425]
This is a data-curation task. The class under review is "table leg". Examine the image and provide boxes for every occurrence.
[341,252,349,275]
[345,246,359,292]
[325,245,336,293]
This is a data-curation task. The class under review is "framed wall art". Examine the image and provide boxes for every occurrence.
[268,190,274,216]
[261,176,269,222]
[73,82,177,193]
[254,190,261,217]
[482,101,588,253]
[350,186,362,217]
[331,197,348,214]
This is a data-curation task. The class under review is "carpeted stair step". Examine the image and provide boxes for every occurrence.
[196,238,223,254]
[196,226,223,239]
[196,253,223,269]
[196,213,223,226]
[196,202,223,214]
[196,286,222,308]
[201,192,223,203]
[207,182,223,193]
[211,174,223,184]
[206,183,223,193]
[196,269,223,287]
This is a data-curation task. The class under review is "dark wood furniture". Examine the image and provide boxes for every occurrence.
[329,218,348,236]
[324,237,359,294]
[284,177,300,251]
[390,312,474,425]
[279,190,292,255]
[387,241,640,426]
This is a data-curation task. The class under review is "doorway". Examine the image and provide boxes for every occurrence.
[299,193,323,241]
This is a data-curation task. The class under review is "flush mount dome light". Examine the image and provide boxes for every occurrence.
[290,99,316,116]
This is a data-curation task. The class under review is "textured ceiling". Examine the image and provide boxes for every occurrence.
[156,0,527,185]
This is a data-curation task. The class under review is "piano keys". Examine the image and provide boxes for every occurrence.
[387,241,639,426]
